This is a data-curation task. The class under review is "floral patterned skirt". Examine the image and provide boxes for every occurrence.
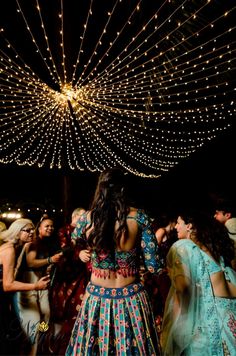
[215,296,236,355]
[66,282,160,355]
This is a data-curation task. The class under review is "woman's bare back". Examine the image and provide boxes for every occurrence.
[90,207,141,288]
[210,271,236,298]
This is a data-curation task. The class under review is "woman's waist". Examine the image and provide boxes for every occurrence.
[90,272,138,289]
[86,280,144,298]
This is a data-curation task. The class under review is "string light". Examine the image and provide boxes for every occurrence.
[0,0,235,178]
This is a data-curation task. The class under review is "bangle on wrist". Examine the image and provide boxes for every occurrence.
[47,256,52,265]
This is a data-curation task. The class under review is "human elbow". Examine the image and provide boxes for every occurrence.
[3,282,14,292]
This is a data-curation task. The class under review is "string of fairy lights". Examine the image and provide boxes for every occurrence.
[0,0,235,177]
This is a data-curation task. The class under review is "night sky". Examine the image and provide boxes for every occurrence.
[0,0,235,224]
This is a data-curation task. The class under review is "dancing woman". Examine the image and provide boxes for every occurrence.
[161,211,236,355]
[66,168,162,355]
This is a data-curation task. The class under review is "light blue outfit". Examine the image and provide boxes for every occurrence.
[161,239,236,356]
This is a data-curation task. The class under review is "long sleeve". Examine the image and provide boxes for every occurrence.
[136,210,162,274]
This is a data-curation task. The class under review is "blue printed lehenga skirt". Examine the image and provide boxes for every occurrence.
[66,282,160,355]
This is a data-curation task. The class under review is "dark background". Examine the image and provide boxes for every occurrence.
[1,119,235,224]
[0,0,235,225]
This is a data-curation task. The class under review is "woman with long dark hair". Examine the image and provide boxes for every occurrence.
[66,168,162,355]
[161,211,236,355]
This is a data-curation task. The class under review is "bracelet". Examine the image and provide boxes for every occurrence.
[47,256,52,265]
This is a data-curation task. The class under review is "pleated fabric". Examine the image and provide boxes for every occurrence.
[66,282,160,355]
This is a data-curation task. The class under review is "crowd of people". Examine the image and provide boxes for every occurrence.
[0,168,236,355]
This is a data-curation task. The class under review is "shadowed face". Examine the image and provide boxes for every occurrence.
[214,210,231,224]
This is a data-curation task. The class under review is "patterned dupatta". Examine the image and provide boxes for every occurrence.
[161,239,235,356]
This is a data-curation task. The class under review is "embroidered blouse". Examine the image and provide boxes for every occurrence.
[71,209,162,279]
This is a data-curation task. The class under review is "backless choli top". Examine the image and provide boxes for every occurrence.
[72,209,162,279]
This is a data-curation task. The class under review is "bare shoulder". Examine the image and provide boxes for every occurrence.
[155,227,166,244]
[126,208,139,236]
[0,242,14,251]
[24,242,33,252]
[127,207,138,217]
[26,241,38,252]
[0,242,15,260]
[156,227,166,237]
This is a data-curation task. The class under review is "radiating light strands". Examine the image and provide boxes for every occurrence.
[0,0,235,177]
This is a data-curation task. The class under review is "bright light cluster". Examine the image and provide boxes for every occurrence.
[0,0,235,177]
[1,212,22,220]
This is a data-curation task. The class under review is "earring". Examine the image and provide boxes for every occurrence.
[187,228,192,239]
